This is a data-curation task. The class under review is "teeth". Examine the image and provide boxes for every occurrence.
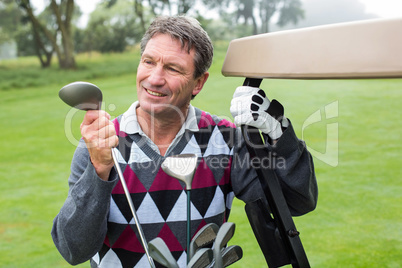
[146,89,165,97]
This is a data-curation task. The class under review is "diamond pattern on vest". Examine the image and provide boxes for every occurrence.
[180,135,202,156]
[149,167,184,191]
[95,111,236,267]
[158,222,184,252]
[136,193,165,223]
[100,248,123,267]
[203,125,232,157]
[110,193,146,224]
[149,190,183,221]
[127,140,152,163]
[111,166,147,195]
[113,225,145,252]
[108,198,128,224]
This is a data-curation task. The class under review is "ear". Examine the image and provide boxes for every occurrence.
[192,72,209,97]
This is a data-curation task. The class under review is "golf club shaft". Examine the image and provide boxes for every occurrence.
[111,148,156,268]
[187,189,191,264]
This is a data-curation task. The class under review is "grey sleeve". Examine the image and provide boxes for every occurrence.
[231,120,318,216]
[51,139,118,265]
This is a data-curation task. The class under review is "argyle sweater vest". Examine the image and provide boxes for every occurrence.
[93,108,237,268]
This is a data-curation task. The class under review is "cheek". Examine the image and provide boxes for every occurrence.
[136,68,147,92]
[136,66,146,81]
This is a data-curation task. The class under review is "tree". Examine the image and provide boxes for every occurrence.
[85,1,144,53]
[178,0,196,14]
[105,0,197,23]
[263,0,304,32]
[203,0,304,35]
[236,0,258,35]
[14,24,37,56]
[134,0,146,34]
[16,0,77,69]
[0,0,23,44]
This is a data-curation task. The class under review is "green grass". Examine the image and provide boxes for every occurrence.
[0,49,140,91]
[1,46,401,267]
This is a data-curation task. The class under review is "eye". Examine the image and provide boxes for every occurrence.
[166,64,184,74]
[168,66,179,73]
[141,57,154,66]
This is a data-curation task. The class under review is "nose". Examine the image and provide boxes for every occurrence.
[148,65,165,86]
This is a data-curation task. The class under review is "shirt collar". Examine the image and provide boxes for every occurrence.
[119,101,199,135]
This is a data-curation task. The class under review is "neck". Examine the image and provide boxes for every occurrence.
[136,106,189,156]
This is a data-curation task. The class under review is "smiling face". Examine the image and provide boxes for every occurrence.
[136,34,209,122]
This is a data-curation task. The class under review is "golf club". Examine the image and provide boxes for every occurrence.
[211,222,235,268]
[220,245,243,267]
[148,237,179,268]
[189,223,219,259]
[188,248,214,268]
[161,154,198,263]
[59,81,156,268]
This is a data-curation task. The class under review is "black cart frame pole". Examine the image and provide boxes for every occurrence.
[241,78,310,268]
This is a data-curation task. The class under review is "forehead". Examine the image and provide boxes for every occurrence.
[143,34,195,68]
[144,34,193,55]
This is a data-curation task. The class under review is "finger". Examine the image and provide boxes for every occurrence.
[253,91,270,112]
[234,113,253,127]
[96,135,119,149]
[81,123,113,149]
[96,114,113,130]
[81,113,112,136]
[98,122,117,140]
[252,94,264,105]
[233,115,242,127]
[233,86,259,98]
[257,89,266,98]
[82,110,111,126]
[230,97,250,116]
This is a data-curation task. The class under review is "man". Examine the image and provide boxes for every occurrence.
[52,15,317,268]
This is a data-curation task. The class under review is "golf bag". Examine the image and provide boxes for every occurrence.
[245,199,290,267]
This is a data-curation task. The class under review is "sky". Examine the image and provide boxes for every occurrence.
[361,0,402,18]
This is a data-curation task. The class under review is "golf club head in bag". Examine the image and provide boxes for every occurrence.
[220,245,243,267]
[212,222,236,268]
[207,245,243,268]
[148,237,179,268]
[188,248,214,268]
[189,223,219,259]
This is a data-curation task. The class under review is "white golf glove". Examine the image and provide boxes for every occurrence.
[230,86,289,140]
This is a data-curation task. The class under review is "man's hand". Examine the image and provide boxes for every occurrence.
[80,110,119,181]
[230,86,289,140]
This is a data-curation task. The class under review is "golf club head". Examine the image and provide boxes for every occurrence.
[148,237,179,268]
[161,154,198,190]
[221,245,243,267]
[59,81,103,110]
[188,248,214,268]
[212,222,236,268]
[208,245,243,268]
[189,223,219,259]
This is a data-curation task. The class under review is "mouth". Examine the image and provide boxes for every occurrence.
[145,88,167,97]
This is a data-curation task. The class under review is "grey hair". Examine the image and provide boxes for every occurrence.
[140,15,213,79]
